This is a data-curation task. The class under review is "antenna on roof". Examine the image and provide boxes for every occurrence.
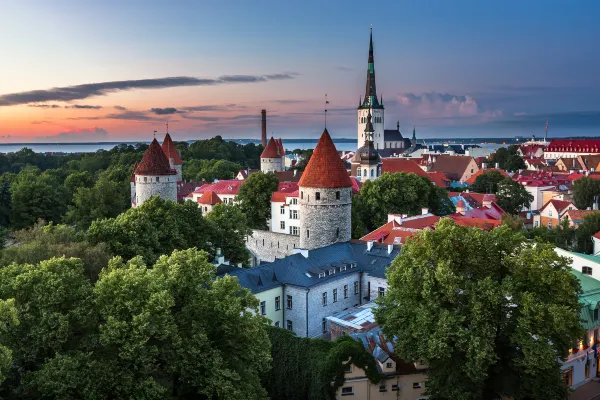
[166,122,169,135]
[545,120,549,143]
[153,130,157,139]
[324,93,329,129]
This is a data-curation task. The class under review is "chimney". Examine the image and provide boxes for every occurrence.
[421,207,429,215]
[293,169,297,177]
[482,162,487,170]
[495,162,500,169]
[387,244,394,255]
[367,241,374,251]
[261,110,267,147]
[216,248,222,256]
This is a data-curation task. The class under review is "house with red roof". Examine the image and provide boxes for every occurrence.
[161,133,183,181]
[428,154,479,183]
[464,168,510,185]
[381,158,451,188]
[533,199,577,228]
[544,139,600,160]
[524,158,548,170]
[185,179,243,205]
[564,209,600,228]
[517,144,545,159]
[593,232,600,255]
[197,190,222,214]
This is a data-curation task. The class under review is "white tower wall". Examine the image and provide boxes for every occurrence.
[134,174,178,207]
[357,108,384,150]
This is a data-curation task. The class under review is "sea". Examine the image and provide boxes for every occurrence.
[0,138,513,154]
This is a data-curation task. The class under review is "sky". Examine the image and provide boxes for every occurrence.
[1,0,599,142]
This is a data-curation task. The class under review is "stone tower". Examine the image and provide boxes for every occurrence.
[161,133,183,181]
[261,137,284,173]
[133,138,178,207]
[351,112,382,181]
[298,129,353,250]
[357,28,384,150]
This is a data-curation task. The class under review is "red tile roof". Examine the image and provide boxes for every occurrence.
[190,180,243,196]
[546,139,600,153]
[539,199,576,214]
[567,173,600,181]
[197,190,222,205]
[161,133,182,165]
[134,138,177,176]
[447,192,496,208]
[465,168,509,185]
[426,172,451,188]
[382,158,428,177]
[261,137,282,158]
[298,129,353,188]
[565,209,600,224]
[451,217,502,229]
[594,232,600,240]
[429,155,477,181]
[519,144,545,158]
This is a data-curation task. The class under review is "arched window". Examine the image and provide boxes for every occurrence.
[583,266,593,275]
[371,169,374,177]
[363,169,367,177]
[357,169,361,177]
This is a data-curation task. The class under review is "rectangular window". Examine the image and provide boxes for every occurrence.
[322,292,327,306]
[156,177,159,182]
[583,266,593,275]
[322,318,326,333]
[548,222,553,229]
[289,226,299,236]
[280,205,285,214]
[290,198,298,205]
[287,295,293,309]
[594,308,599,320]
[307,230,310,239]
[336,191,341,200]
[290,210,298,219]
[354,281,359,295]
[280,221,285,230]
[333,289,338,303]
[386,362,393,368]
[260,301,266,315]
[344,364,352,373]
[378,287,385,298]
[274,321,279,327]
[287,320,293,331]
[341,387,354,396]
[379,383,387,392]
[344,285,348,298]
[392,385,399,391]
[275,296,281,311]
[316,192,320,200]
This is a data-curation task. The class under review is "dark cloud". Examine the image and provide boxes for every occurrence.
[0,73,299,106]
[269,99,307,104]
[28,104,61,108]
[181,104,238,111]
[68,111,164,122]
[180,115,220,121]
[488,110,600,129]
[65,104,103,109]
[149,107,180,115]
[114,105,127,111]
[30,120,52,125]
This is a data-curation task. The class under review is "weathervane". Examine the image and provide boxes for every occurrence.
[153,130,157,138]
[325,93,329,129]
[166,122,169,134]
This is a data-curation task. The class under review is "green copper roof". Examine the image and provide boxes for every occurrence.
[566,251,600,265]
[570,269,600,330]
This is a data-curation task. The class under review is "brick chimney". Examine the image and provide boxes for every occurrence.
[261,110,267,147]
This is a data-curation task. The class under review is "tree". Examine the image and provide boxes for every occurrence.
[470,170,506,194]
[236,172,280,230]
[204,203,251,265]
[573,212,600,254]
[496,178,533,215]
[64,171,95,199]
[352,172,453,236]
[376,219,582,400]
[0,176,11,229]
[491,145,526,171]
[65,176,129,229]
[0,299,18,385]
[9,167,68,229]
[572,177,600,210]
[0,221,111,282]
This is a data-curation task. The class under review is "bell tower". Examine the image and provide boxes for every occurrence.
[357,28,384,150]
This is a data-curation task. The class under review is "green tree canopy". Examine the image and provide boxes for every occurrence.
[204,203,251,265]
[9,167,69,229]
[236,172,280,230]
[376,219,582,400]
[496,178,533,215]
[470,170,507,194]
[490,145,526,172]
[352,172,455,236]
[572,177,600,210]
[0,222,110,282]
[573,212,600,254]
[183,159,242,182]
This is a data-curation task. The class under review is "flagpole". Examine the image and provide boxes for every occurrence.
[325,93,328,129]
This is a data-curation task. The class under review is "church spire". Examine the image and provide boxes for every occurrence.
[361,27,381,109]
[411,126,417,146]
[364,111,375,143]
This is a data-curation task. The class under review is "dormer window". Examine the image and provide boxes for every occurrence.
[318,272,325,278]
[328,269,335,275]
[340,266,347,272]
[350,263,357,268]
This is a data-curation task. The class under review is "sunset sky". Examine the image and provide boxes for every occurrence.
[1,0,599,142]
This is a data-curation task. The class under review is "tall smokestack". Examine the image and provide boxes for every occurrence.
[261,110,267,147]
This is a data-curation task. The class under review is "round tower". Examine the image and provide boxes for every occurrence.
[351,112,382,181]
[298,129,353,250]
[133,138,178,207]
[261,136,283,173]
[161,133,183,181]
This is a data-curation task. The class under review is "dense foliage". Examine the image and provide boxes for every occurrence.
[236,172,280,230]
[526,212,600,254]
[490,145,526,171]
[352,172,455,237]
[470,170,507,194]
[573,176,600,210]
[88,196,250,265]
[264,327,380,400]
[0,248,271,399]
[495,178,534,215]
[376,219,582,400]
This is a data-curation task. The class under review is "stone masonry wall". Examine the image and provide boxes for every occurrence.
[134,174,177,207]
[246,230,299,263]
[282,285,308,337]
[261,157,283,173]
[299,187,352,250]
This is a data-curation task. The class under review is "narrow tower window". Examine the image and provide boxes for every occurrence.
[307,230,310,239]
[336,228,340,238]
[336,191,340,200]
[315,192,320,200]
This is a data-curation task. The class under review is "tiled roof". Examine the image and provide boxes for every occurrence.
[547,139,600,153]
[134,138,177,176]
[383,128,404,142]
[426,171,451,187]
[298,129,353,188]
[456,199,466,208]
[189,180,243,196]
[237,169,260,179]
[594,232,600,240]
[381,158,428,177]
[557,157,584,170]
[261,137,281,158]
[465,168,510,185]
[566,173,600,181]
[451,217,502,229]
[518,144,545,158]
[448,192,496,209]
[525,159,547,166]
[539,199,576,214]
[564,209,600,223]
[161,133,182,165]
[429,154,477,181]
[177,181,203,202]
[197,190,222,205]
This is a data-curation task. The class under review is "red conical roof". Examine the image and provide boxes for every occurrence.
[134,138,177,176]
[261,137,281,158]
[161,133,182,165]
[197,190,222,205]
[277,138,284,154]
[456,199,466,208]
[298,129,352,188]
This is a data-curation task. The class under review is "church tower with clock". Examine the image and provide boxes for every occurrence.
[357,28,385,150]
